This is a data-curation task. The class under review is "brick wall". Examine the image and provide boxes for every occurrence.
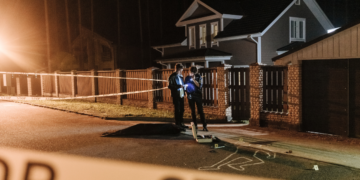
[249,63,262,126]
[254,64,302,131]
[287,64,302,131]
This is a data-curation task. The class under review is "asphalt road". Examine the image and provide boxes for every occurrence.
[1,100,360,180]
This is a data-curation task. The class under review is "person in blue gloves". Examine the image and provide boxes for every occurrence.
[185,66,208,131]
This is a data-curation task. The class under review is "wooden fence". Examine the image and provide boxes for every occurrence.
[77,71,92,96]
[125,70,148,100]
[262,66,288,112]
[153,68,218,107]
[229,68,250,120]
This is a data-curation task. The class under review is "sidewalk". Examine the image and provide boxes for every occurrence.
[183,125,360,169]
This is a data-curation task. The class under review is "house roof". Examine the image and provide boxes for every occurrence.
[277,42,305,51]
[272,19,360,61]
[215,0,293,39]
[157,48,232,62]
[200,0,244,15]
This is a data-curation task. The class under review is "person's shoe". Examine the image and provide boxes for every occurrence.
[203,127,208,131]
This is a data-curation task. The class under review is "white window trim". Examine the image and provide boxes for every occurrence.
[289,17,306,43]
[199,24,207,48]
[188,26,196,49]
[211,22,219,47]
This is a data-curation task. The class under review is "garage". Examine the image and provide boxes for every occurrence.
[273,20,360,137]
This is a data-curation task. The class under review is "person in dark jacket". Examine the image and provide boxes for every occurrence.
[168,63,187,129]
[185,66,208,131]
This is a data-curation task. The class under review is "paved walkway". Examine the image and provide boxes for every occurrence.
[183,126,360,169]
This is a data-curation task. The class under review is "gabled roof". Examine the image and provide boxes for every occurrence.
[215,0,294,39]
[277,42,305,51]
[176,0,334,41]
[272,19,360,61]
[200,0,244,15]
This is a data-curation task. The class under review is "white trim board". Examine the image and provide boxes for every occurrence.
[215,33,262,42]
[176,0,242,27]
[156,55,232,63]
[303,0,334,30]
[152,39,187,49]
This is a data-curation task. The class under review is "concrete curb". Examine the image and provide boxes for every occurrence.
[182,129,360,170]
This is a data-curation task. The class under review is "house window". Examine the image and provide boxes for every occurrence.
[199,24,207,48]
[290,17,306,42]
[188,26,196,49]
[211,22,219,47]
[101,45,112,62]
[3,74,6,86]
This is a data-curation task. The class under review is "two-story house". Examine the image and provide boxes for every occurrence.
[152,0,334,68]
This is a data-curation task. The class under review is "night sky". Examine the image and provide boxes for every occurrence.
[0,0,359,71]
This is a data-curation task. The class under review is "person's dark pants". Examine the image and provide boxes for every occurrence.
[173,96,184,125]
[188,97,206,128]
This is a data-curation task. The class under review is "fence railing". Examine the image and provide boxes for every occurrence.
[125,70,148,101]
[77,71,92,96]
[229,68,250,120]
[153,68,218,107]
[262,66,288,112]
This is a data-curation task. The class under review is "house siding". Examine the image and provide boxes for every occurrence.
[261,2,327,65]
[214,39,257,65]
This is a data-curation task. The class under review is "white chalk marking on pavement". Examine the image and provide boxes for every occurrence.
[198,148,276,172]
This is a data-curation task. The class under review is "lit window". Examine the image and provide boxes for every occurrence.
[211,22,219,47]
[188,26,196,49]
[199,24,207,47]
[290,17,306,42]
[3,74,6,86]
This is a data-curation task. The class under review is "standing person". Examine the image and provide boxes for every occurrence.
[168,63,187,129]
[185,66,208,131]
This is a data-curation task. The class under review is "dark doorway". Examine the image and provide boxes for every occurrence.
[303,60,348,136]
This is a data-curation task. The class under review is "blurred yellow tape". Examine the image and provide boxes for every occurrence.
[0,147,273,180]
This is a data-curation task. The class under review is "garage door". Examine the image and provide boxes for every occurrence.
[303,60,348,136]
[350,60,360,138]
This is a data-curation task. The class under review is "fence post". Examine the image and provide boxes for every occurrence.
[71,70,77,98]
[91,69,98,102]
[115,69,123,105]
[40,71,45,97]
[217,64,229,120]
[147,67,155,109]
[54,71,59,97]
[287,64,302,131]
[249,63,262,126]
[0,74,2,93]
[27,76,32,96]
[16,76,21,96]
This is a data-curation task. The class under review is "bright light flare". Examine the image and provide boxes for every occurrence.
[0,1,45,71]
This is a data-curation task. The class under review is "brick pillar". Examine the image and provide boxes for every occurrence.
[71,70,77,97]
[54,71,60,97]
[249,63,262,126]
[40,72,45,96]
[288,64,302,131]
[147,67,155,109]
[115,69,123,105]
[27,76,32,96]
[217,64,229,120]
[91,69,98,102]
